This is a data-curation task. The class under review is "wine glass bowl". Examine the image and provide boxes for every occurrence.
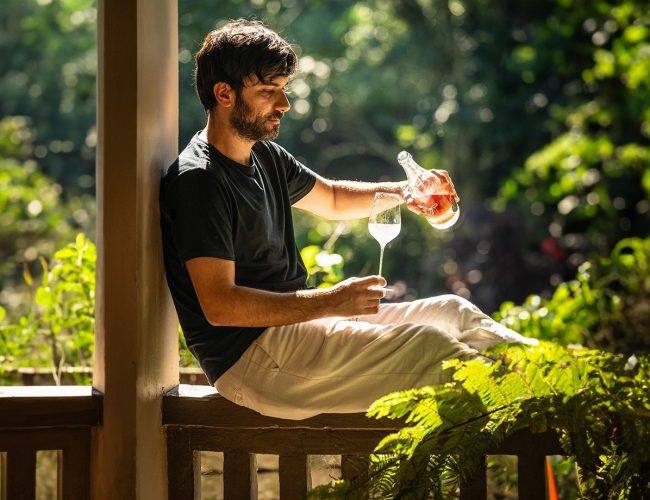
[369,192,401,277]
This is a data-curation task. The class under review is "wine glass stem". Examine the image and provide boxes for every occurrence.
[378,244,385,277]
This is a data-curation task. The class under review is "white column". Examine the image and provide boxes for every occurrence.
[94,1,179,498]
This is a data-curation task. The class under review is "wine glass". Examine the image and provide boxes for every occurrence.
[368,192,401,277]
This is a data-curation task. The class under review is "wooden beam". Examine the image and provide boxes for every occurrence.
[163,386,404,431]
[0,387,102,428]
[492,429,563,455]
[165,426,396,456]
[94,0,178,498]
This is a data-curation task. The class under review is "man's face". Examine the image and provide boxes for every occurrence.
[229,75,291,142]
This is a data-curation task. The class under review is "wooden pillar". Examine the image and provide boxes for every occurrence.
[93,1,179,499]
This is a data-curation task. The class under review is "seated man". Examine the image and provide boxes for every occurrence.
[160,19,534,420]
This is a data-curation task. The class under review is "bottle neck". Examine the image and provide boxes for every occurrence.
[398,151,428,188]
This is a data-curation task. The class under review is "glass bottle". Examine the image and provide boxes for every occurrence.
[397,151,460,229]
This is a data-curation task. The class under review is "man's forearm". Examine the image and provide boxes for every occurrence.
[204,284,336,327]
[330,180,407,220]
[202,274,387,328]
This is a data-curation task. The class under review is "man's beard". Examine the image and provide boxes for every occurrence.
[230,94,283,142]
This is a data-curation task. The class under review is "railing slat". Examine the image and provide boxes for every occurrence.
[341,454,369,482]
[59,429,91,500]
[279,453,311,500]
[518,452,547,500]
[223,451,257,499]
[459,454,486,500]
[57,451,63,500]
[1,452,7,500]
[6,449,36,500]
[341,455,369,500]
[167,428,200,500]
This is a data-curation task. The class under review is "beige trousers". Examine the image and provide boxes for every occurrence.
[215,294,535,420]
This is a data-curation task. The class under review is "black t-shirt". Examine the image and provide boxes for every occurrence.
[159,133,317,384]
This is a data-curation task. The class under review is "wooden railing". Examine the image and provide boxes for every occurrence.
[3,367,208,386]
[0,386,102,500]
[163,384,564,500]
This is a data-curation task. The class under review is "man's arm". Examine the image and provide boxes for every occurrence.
[293,172,460,220]
[293,174,408,220]
[186,256,386,327]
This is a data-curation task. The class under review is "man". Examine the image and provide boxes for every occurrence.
[160,19,534,420]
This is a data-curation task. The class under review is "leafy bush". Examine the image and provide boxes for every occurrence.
[494,237,650,354]
[0,234,94,385]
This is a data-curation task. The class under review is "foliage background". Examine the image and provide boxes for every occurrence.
[0,0,648,375]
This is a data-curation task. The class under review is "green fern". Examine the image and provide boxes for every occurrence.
[310,343,649,499]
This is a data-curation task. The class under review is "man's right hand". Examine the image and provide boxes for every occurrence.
[324,275,387,317]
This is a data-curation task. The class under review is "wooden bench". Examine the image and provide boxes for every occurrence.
[163,384,563,500]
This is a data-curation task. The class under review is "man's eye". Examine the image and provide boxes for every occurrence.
[283,86,293,95]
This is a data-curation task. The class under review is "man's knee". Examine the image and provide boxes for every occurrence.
[432,293,476,311]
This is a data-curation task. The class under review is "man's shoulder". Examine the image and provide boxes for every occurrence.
[253,140,295,166]
[178,135,212,173]
[164,136,222,183]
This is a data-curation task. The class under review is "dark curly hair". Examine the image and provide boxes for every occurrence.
[194,19,297,111]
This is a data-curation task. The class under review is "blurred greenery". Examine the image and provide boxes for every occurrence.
[0,116,94,319]
[0,0,96,191]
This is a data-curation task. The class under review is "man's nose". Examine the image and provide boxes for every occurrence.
[276,91,291,112]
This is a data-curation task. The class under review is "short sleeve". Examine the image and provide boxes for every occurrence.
[173,169,235,263]
[267,142,317,204]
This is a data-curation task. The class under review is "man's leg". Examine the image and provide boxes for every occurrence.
[216,316,478,420]
[365,295,537,351]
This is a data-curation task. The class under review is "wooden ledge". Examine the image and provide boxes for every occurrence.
[162,385,563,458]
[163,384,405,430]
[0,386,103,428]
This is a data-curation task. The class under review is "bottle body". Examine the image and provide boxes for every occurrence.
[412,191,460,229]
[397,151,460,229]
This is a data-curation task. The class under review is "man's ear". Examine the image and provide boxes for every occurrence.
[213,82,234,108]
